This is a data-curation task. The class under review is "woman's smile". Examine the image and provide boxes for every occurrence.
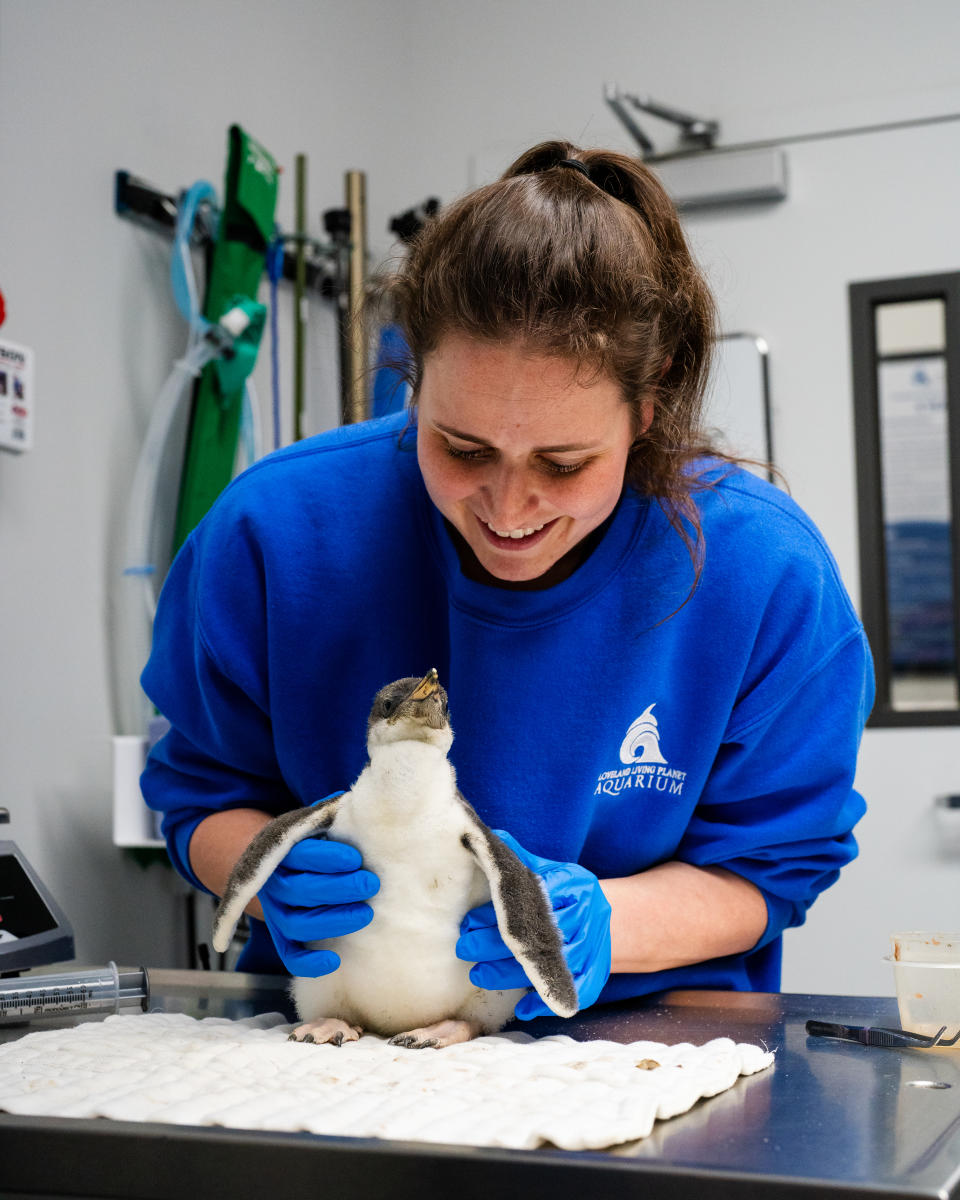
[477,514,556,547]
[416,335,641,583]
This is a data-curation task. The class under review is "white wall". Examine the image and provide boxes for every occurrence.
[0,0,415,967]
[677,122,960,995]
[2,0,958,988]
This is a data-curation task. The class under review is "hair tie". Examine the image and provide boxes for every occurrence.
[551,155,651,231]
[556,158,591,180]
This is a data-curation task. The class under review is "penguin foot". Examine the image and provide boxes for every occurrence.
[388,1019,482,1049]
[288,1018,363,1046]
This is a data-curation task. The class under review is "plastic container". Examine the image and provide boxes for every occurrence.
[885,931,960,1038]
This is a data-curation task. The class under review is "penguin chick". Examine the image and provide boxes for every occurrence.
[212,670,578,1048]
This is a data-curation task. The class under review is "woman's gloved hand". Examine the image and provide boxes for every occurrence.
[456,830,612,1019]
[258,796,380,977]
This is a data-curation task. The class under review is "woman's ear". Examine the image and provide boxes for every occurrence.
[633,358,670,439]
[635,396,655,438]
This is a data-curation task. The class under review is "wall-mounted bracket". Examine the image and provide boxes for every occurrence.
[389,198,440,245]
[603,87,787,211]
[114,170,341,298]
[604,86,720,157]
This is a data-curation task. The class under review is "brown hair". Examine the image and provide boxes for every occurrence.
[376,139,729,565]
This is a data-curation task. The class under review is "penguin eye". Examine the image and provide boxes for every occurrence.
[381,699,396,716]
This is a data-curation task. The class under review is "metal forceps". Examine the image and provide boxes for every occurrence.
[806,1020,960,1048]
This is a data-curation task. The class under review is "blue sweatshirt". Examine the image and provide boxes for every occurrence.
[141,411,874,998]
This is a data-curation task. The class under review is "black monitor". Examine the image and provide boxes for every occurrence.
[0,840,74,971]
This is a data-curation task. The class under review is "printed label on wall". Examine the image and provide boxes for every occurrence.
[0,339,34,453]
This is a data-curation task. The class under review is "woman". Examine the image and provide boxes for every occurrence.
[141,141,873,1013]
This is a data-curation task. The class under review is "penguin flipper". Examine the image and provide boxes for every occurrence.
[211,798,343,954]
[458,796,578,1019]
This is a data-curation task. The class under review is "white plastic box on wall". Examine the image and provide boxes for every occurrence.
[112,735,164,848]
[652,146,788,211]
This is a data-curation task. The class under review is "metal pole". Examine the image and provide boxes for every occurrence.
[294,154,307,440]
[343,169,368,424]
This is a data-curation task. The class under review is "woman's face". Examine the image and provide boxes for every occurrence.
[417,334,644,583]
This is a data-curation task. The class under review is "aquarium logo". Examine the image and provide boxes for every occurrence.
[618,704,667,765]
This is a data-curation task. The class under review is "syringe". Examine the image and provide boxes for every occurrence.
[0,962,149,1022]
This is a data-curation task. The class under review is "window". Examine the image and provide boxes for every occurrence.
[850,272,960,724]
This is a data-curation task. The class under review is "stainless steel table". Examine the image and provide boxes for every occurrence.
[1,970,959,1199]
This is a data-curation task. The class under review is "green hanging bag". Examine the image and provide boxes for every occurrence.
[172,125,279,554]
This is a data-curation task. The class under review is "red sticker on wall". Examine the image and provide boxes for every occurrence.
[0,290,6,329]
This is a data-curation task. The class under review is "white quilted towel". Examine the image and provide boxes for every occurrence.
[0,1013,773,1150]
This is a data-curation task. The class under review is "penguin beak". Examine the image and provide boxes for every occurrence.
[407,669,439,701]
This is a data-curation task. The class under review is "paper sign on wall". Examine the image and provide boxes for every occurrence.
[0,339,34,452]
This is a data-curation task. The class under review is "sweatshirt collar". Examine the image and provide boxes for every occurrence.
[417,477,649,626]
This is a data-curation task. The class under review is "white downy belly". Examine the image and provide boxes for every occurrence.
[293,744,506,1034]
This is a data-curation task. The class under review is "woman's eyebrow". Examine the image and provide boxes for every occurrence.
[433,421,492,446]
[432,420,600,453]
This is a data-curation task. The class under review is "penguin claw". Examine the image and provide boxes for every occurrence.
[288,1018,362,1045]
[389,1019,479,1049]
[387,1034,440,1050]
[387,1033,440,1049]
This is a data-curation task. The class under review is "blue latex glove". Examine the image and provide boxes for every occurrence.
[258,795,380,977]
[456,830,612,1019]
